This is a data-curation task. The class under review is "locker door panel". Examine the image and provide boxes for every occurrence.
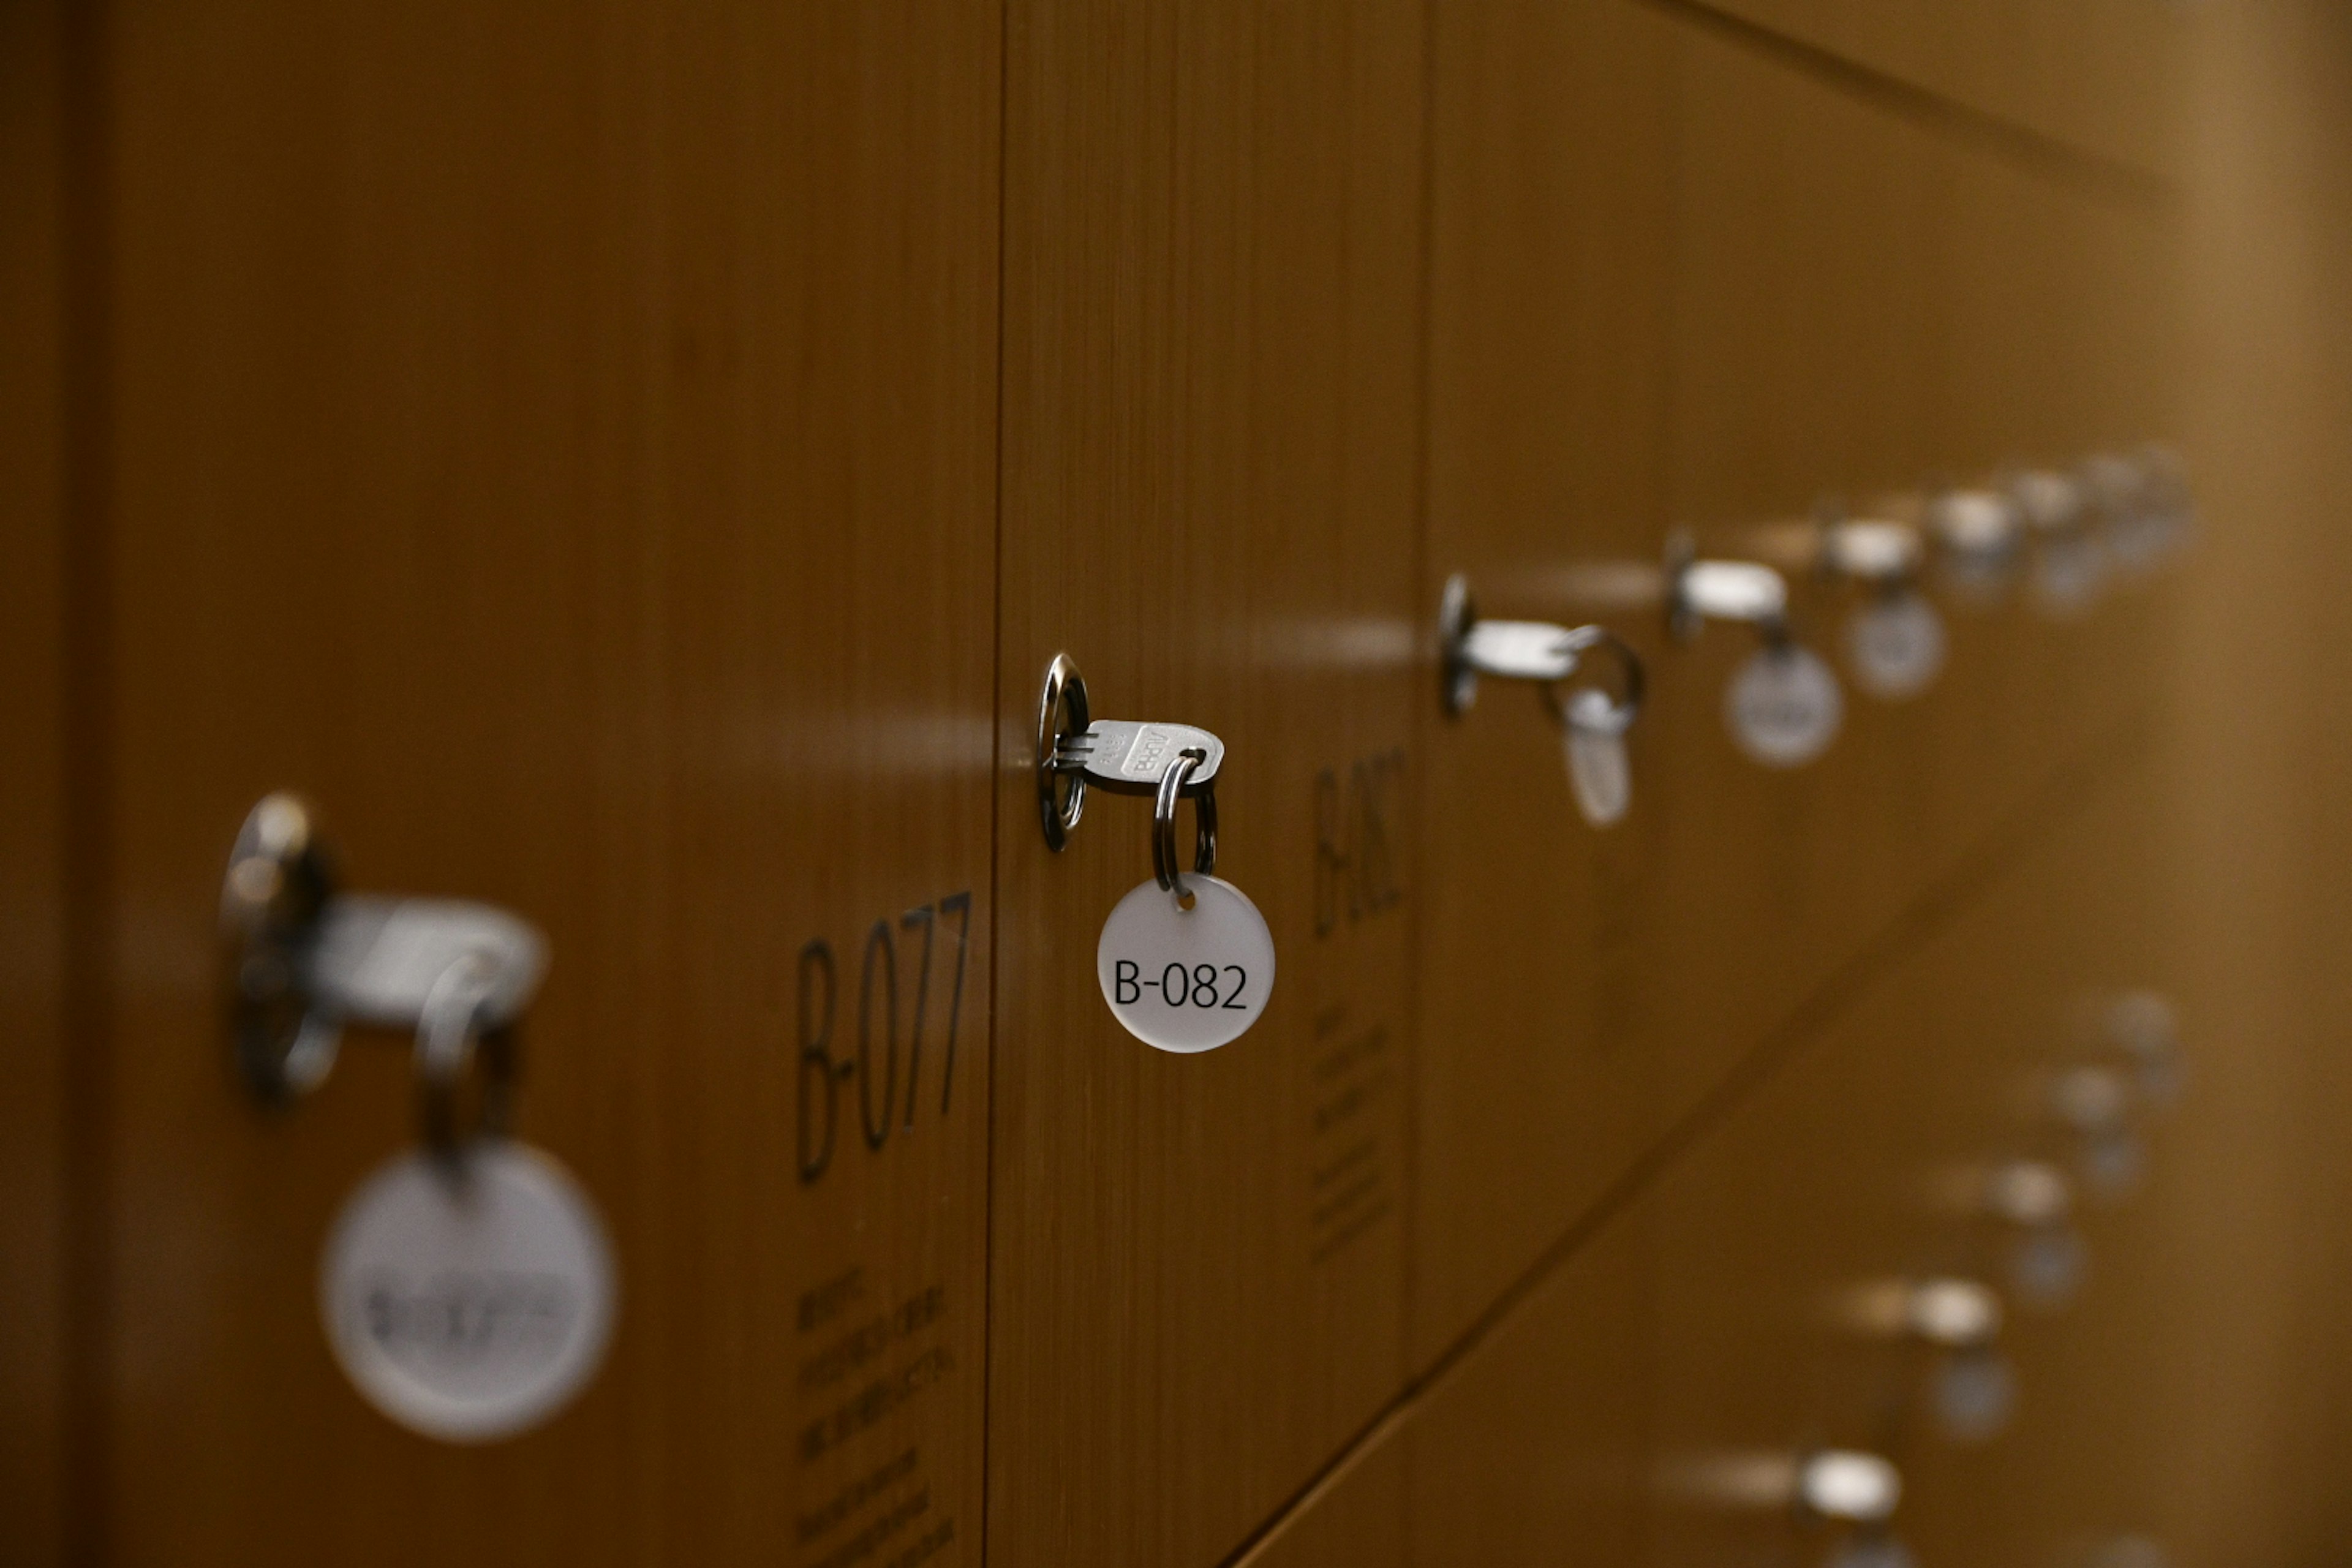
[1653,756,2176,1567]
[1643,24,1953,1126]
[1899,762,2182,1563]
[1645,24,2182,1131]
[1406,1210,1656,1568]
[1229,1428,1411,1568]
[990,4,1425,1563]
[1235,1204,1653,1568]
[1417,0,1678,1365]
[96,4,1000,1563]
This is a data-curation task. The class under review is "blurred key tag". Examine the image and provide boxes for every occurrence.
[1931,1347,2017,1443]
[1562,686,1632,827]
[2008,1224,2087,1311]
[2032,534,2108,618]
[322,1142,617,1443]
[1097,874,1276,1054]
[1846,591,1946,701]
[1725,644,1843,767]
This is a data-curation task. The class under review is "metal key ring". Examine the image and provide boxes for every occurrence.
[1540,624,1646,737]
[1036,653,1091,852]
[415,951,519,1156]
[1152,750,1218,907]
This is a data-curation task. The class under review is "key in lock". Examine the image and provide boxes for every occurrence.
[1056,719,1226,795]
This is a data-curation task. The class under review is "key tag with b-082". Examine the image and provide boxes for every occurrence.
[1038,660,1276,1052]
[1098,873,1276,1052]
[1089,737,1273,1052]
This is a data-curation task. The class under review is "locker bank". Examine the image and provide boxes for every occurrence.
[9,2,2351,1564]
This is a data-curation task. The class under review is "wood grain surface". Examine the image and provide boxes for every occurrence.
[84,4,1001,1564]
[989,4,1426,1563]
[1415,0,1677,1363]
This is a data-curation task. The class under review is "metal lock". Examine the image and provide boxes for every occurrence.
[1036,654,1224,902]
[1438,574,1646,826]
[221,792,548,1142]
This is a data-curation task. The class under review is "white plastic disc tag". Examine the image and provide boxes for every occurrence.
[1724,644,1843,768]
[1096,873,1275,1053]
[2032,534,2108,618]
[322,1141,617,1443]
[2080,1128,2147,1202]
[1562,687,1632,828]
[1845,592,1946,702]
[1931,1347,2016,1443]
[2008,1224,2087,1311]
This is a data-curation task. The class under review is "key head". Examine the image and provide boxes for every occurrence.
[1060,719,1225,794]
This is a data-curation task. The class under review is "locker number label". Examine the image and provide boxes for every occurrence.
[1098,875,1276,1053]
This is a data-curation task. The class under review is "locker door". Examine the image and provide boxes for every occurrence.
[82,4,1000,1564]
[1642,23,1954,1123]
[1642,22,2182,1129]
[1898,761,2185,1564]
[1651,759,2179,1568]
[1232,1201,1654,1568]
[1406,1208,1656,1568]
[989,5,1426,1563]
[1417,0,1678,1362]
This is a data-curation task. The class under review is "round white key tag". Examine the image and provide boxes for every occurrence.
[1097,874,1275,1053]
[322,1141,617,1443]
[1724,644,1843,768]
[2032,534,2107,618]
[1845,592,1946,702]
[1930,1346,2016,1443]
[2008,1224,2087,1311]
[1562,687,1632,828]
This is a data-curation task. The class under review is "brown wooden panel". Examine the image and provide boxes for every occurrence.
[1651,754,2179,1567]
[1641,20,1954,1126]
[1415,0,2187,1379]
[990,4,1425,1562]
[1899,760,2184,1562]
[1235,1202,1653,1568]
[95,4,999,1564]
[1692,0,2189,181]
[1416,0,1678,1364]
[1229,1420,1410,1568]
[1643,16,2185,1126]
[0,2,67,1560]
[1408,1210,1656,1568]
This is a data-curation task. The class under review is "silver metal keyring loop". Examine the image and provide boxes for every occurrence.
[1542,624,1646,737]
[1152,751,1218,907]
[1037,653,1091,851]
[415,952,518,1155]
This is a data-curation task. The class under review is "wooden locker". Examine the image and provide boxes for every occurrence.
[1228,1422,1411,1568]
[1415,0,1679,1365]
[1640,17,1954,1126]
[1649,750,2180,1568]
[989,3,1426,1563]
[1687,0,2189,182]
[1406,1208,1656,1568]
[78,3,1000,1564]
[1235,1202,1654,1568]
[1898,758,2185,1564]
